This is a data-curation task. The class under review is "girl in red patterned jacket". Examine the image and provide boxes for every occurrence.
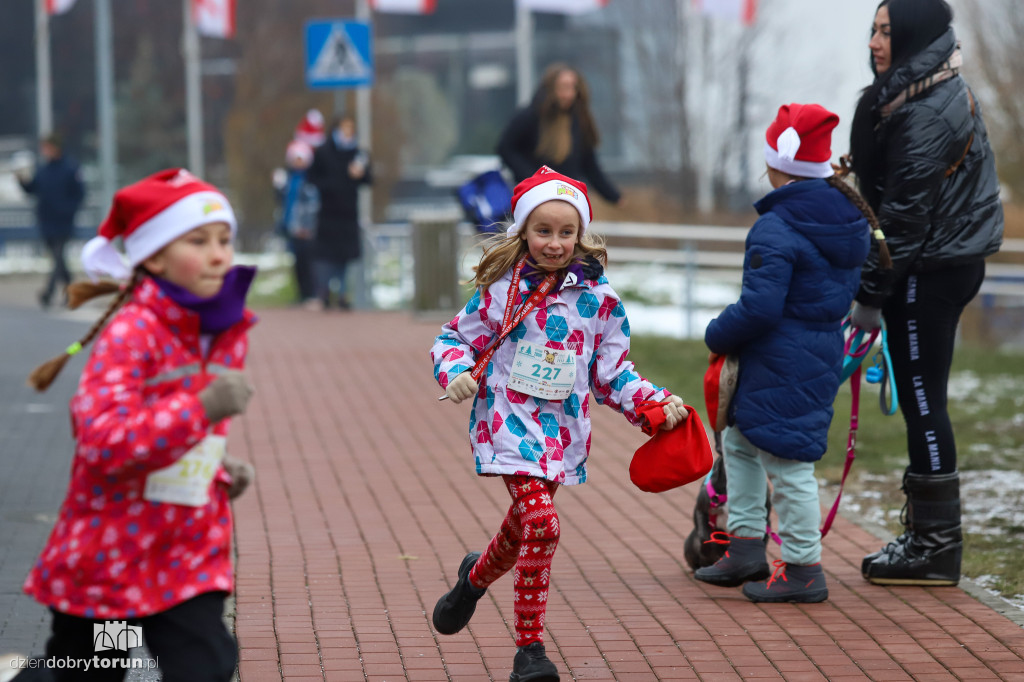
[18,169,256,681]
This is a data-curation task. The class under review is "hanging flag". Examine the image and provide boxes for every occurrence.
[516,0,609,14]
[369,0,438,13]
[693,0,757,25]
[46,0,78,15]
[192,0,236,38]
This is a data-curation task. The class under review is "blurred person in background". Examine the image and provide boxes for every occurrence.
[279,140,320,307]
[17,134,85,309]
[273,109,325,306]
[306,114,372,311]
[498,63,624,208]
[845,0,1003,587]
[278,139,317,303]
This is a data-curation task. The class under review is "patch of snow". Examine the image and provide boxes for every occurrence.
[960,470,1024,535]
[973,575,1024,613]
[948,371,1024,412]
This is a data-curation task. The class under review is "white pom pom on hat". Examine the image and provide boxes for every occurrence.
[81,168,236,282]
[294,109,326,147]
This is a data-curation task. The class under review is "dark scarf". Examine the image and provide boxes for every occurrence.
[153,265,256,334]
[521,255,603,291]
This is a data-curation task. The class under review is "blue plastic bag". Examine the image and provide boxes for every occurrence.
[457,170,512,233]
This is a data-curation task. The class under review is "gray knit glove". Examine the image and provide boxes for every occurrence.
[199,370,254,423]
[850,302,882,331]
[223,455,255,500]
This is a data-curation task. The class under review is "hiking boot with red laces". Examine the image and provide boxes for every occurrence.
[433,552,486,634]
[742,560,828,603]
[509,642,560,682]
[693,532,770,587]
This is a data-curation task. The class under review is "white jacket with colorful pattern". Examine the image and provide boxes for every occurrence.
[431,266,669,485]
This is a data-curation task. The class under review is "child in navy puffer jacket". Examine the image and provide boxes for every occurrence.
[695,104,888,603]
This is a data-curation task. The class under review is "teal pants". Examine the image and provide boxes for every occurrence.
[723,426,822,565]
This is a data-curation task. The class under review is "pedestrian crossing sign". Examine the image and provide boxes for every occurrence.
[305,19,373,89]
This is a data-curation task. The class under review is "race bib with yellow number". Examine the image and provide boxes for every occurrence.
[144,435,226,507]
[506,339,577,400]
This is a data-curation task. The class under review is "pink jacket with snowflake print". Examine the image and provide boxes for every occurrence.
[431,267,670,485]
[24,277,255,619]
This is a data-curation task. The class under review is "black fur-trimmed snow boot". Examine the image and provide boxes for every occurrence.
[863,471,962,586]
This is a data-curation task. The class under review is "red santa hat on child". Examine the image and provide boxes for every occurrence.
[81,168,237,281]
[763,103,839,179]
[294,109,326,147]
[506,166,592,236]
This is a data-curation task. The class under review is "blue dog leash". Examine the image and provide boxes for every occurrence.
[839,316,899,414]
[863,321,899,415]
[840,316,877,383]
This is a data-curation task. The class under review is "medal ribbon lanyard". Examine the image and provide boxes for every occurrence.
[470,256,559,382]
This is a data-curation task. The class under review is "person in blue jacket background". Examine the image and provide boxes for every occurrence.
[695,104,887,603]
[18,134,85,309]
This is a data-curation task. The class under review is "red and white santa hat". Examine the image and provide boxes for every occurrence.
[81,168,236,281]
[506,166,592,236]
[763,103,839,179]
[294,108,326,147]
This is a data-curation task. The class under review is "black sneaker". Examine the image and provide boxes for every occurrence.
[432,552,485,635]
[509,642,559,682]
[742,560,828,603]
[693,532,770,587]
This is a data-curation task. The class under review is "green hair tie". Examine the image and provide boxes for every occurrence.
[873,229,886,241]
[65,341,83,357]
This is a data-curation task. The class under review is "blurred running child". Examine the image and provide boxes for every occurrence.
[19,168,257,681]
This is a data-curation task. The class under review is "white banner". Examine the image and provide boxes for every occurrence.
[516,0,609,15]
[46,0,78,15]
[370,0,437,13]
[193,0,236,38]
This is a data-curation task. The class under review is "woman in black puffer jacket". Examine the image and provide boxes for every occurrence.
[847,0,1003,588]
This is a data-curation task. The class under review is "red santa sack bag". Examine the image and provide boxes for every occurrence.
[629,401,714,493]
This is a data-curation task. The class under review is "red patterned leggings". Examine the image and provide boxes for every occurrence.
[468,475,560,646]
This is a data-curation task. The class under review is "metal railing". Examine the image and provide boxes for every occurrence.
[3,214,1019,307]
[364,220,1024,302]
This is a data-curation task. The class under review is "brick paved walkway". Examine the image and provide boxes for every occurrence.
[229,308,1024,681]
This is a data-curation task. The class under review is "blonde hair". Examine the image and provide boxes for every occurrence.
[27,270,145,392]
[472,224,607,293]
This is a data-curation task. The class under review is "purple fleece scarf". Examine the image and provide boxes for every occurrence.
[153,265,257,334]
[522,258,586,291]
